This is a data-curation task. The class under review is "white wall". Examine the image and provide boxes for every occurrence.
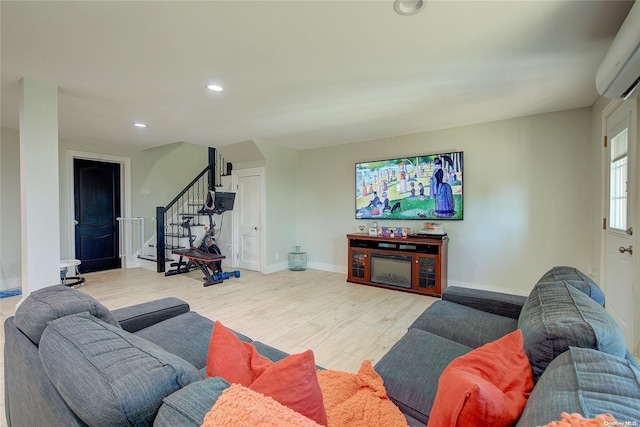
[256,141,299,272]
[297,108,595,295]
[0,128,22,289]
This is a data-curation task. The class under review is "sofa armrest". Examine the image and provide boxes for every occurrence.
[112,297,190,333]
[442,286,527,319]
[155,377,231,427]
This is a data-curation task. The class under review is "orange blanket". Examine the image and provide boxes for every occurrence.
[317,360,408,427]
[201,360,408,427]
[542,413,617,427]
[201,384,322,427]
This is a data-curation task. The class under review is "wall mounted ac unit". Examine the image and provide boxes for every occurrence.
[596,1,640,99]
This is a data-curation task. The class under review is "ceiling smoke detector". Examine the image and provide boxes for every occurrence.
[394,0,425,16]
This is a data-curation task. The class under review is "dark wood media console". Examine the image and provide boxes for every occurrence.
[346,233,448,297]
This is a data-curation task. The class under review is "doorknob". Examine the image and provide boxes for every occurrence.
[74,220,79,226]
[626,227,633,236]
[254,226,258,231]
[618,245,633,254]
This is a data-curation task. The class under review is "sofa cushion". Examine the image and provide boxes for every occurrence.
[517,282,627,382]
[206,321,327,425]
[374,328,472,424]
[516,347,640,427]
[135,312,252,371]
[39,312,202,427]
[155,377,231,427]
[426,330,533,427]
[442,286,527,319]
[112,296,190,333]
[14,284,120,344]
[409,300,518,348]
[537,266,605,305]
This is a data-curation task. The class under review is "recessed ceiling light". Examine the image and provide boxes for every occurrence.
[394,0,425,16]
[133,123,147,128]
[206,83,224,92]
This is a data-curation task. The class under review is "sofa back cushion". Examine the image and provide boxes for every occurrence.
[516,347,640,427]
[517,282,627,382]
[39,312,202,427]
[14,284,120,344]
[537,266,605,305]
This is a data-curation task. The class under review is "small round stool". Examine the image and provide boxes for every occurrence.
[60,259,86,287]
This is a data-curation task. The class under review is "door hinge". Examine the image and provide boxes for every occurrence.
[603,218,607,230]
[604,135,608,148]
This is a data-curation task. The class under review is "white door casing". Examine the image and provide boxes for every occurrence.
[602,99,637,356]
[66,150,132,267]
[232,168,265,272]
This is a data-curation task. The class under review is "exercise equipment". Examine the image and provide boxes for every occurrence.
[169,248,233,286]
[164,191,239,286]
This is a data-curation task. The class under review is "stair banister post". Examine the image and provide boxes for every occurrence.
[156,206,166,273]
[208,147,216,189]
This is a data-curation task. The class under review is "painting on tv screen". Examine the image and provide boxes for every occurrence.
[355,152,463,220]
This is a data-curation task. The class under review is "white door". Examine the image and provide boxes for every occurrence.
[603,99,637,354]
[234,169,264,272]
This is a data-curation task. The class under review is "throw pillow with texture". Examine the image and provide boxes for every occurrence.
[206,320,272,386]
[541,412,616,426]
[202,384,323,427]
[426,330,533,427]
[206,321,327,426]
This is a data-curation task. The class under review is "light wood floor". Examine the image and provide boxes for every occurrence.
[0,267,436,426]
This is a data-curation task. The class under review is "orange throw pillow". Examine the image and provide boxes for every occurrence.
[206,320,272,386]
[206,321,327,426]
[426,330,534,427]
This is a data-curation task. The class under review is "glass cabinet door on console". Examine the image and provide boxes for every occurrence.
[415,255,438,294]
[348,248,369,282]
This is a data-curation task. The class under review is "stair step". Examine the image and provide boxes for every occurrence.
[148,244,185,250]
[165,233,190,238]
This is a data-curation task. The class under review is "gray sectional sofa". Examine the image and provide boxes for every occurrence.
[4,266,640,426]
[375,266,640,426]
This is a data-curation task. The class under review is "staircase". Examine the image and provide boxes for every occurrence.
[138,148,232,273]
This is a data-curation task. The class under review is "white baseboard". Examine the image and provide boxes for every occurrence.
[308,261,346,274]
[265,261,289,274]
[264,261,346,275]
[0,276,21,291]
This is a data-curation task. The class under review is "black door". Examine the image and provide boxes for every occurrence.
[74,159,122,272]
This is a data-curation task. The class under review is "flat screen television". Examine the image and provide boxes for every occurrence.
[355,151,463,220]
[214,192,236,214]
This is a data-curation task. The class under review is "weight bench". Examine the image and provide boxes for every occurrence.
[170,248,229,287]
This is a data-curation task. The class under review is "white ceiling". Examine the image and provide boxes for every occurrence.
[0,1,634,151]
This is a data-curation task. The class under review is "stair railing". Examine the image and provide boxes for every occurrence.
[155,165,211,272]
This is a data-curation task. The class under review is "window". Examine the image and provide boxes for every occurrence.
[609,128,628,231]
